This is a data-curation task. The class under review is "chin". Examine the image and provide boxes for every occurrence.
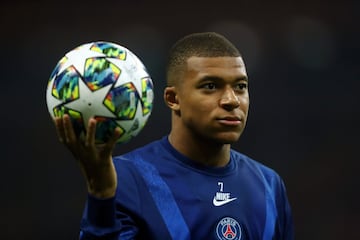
[214,133,242,144]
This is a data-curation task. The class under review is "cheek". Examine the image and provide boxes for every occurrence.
[198,102,216,113]
[186,97,216,113]
[180,97,216,119]
[240,96,250,110]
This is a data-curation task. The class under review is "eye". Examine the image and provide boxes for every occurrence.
[203,82,217,90]
[234,82,248,91]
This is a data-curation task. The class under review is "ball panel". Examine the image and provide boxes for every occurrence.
[52,66,79,101]
[140,77,154,115]
[53,106,85,136]
[94,116,126,144]
[104,82,139,120]
[90,42,127,60]
[84,57,121,91]
[49,56,68,82]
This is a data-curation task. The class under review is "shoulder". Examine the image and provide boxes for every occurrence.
[118,137,165,157]
[113,137,166,169]
[231,150,278,175]
[230,149,283,188]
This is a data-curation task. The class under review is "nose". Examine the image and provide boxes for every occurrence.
[219,88,240,110]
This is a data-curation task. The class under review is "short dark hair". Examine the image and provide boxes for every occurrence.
[166,32,241,86]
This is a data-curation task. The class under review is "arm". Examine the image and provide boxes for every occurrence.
[276,179,294,240]
[54,115,137,239]
[79,194,138,240]
[54,114,119,198]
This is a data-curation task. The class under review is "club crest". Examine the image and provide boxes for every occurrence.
[215,217,242,240]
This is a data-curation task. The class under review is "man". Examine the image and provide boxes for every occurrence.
[54,32,294,239]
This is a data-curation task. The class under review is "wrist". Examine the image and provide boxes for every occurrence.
[87,183,117,199]
[84,160,117,198]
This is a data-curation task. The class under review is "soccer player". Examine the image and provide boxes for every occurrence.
[54,32,294,239]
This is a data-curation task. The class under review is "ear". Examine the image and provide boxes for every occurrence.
[164,86,180,111]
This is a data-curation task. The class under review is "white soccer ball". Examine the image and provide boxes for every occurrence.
[46,41,154,144]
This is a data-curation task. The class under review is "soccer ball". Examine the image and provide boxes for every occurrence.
[46,41,154,144]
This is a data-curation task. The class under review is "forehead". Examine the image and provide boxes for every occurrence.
[185,56,247,79]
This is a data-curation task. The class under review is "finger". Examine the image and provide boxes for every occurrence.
[63,114,77,143]
[53,116,65,143]
[106,127,122,150]
[85,117,97,147]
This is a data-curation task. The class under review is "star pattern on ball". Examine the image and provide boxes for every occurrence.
[58,43,105,76]
[64,78,115,127]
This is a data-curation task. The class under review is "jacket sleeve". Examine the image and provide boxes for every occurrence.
[275,178,294,240]
[257,162,294,240]
[79,194,139,240]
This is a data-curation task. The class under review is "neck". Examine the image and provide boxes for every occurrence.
[168,131,231,167]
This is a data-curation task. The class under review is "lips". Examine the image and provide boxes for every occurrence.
[217,116,242,126]
[221,116,241,121]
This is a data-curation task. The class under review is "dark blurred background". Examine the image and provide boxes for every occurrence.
[0,0,358,239]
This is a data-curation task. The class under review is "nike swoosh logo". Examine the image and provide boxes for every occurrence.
[213,197,237,206]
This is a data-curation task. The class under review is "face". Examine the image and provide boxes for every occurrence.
[171,56,249,144]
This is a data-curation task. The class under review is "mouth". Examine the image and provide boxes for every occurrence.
[217,116,242,126]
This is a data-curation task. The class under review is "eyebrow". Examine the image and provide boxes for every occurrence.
[199,75,248,83]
